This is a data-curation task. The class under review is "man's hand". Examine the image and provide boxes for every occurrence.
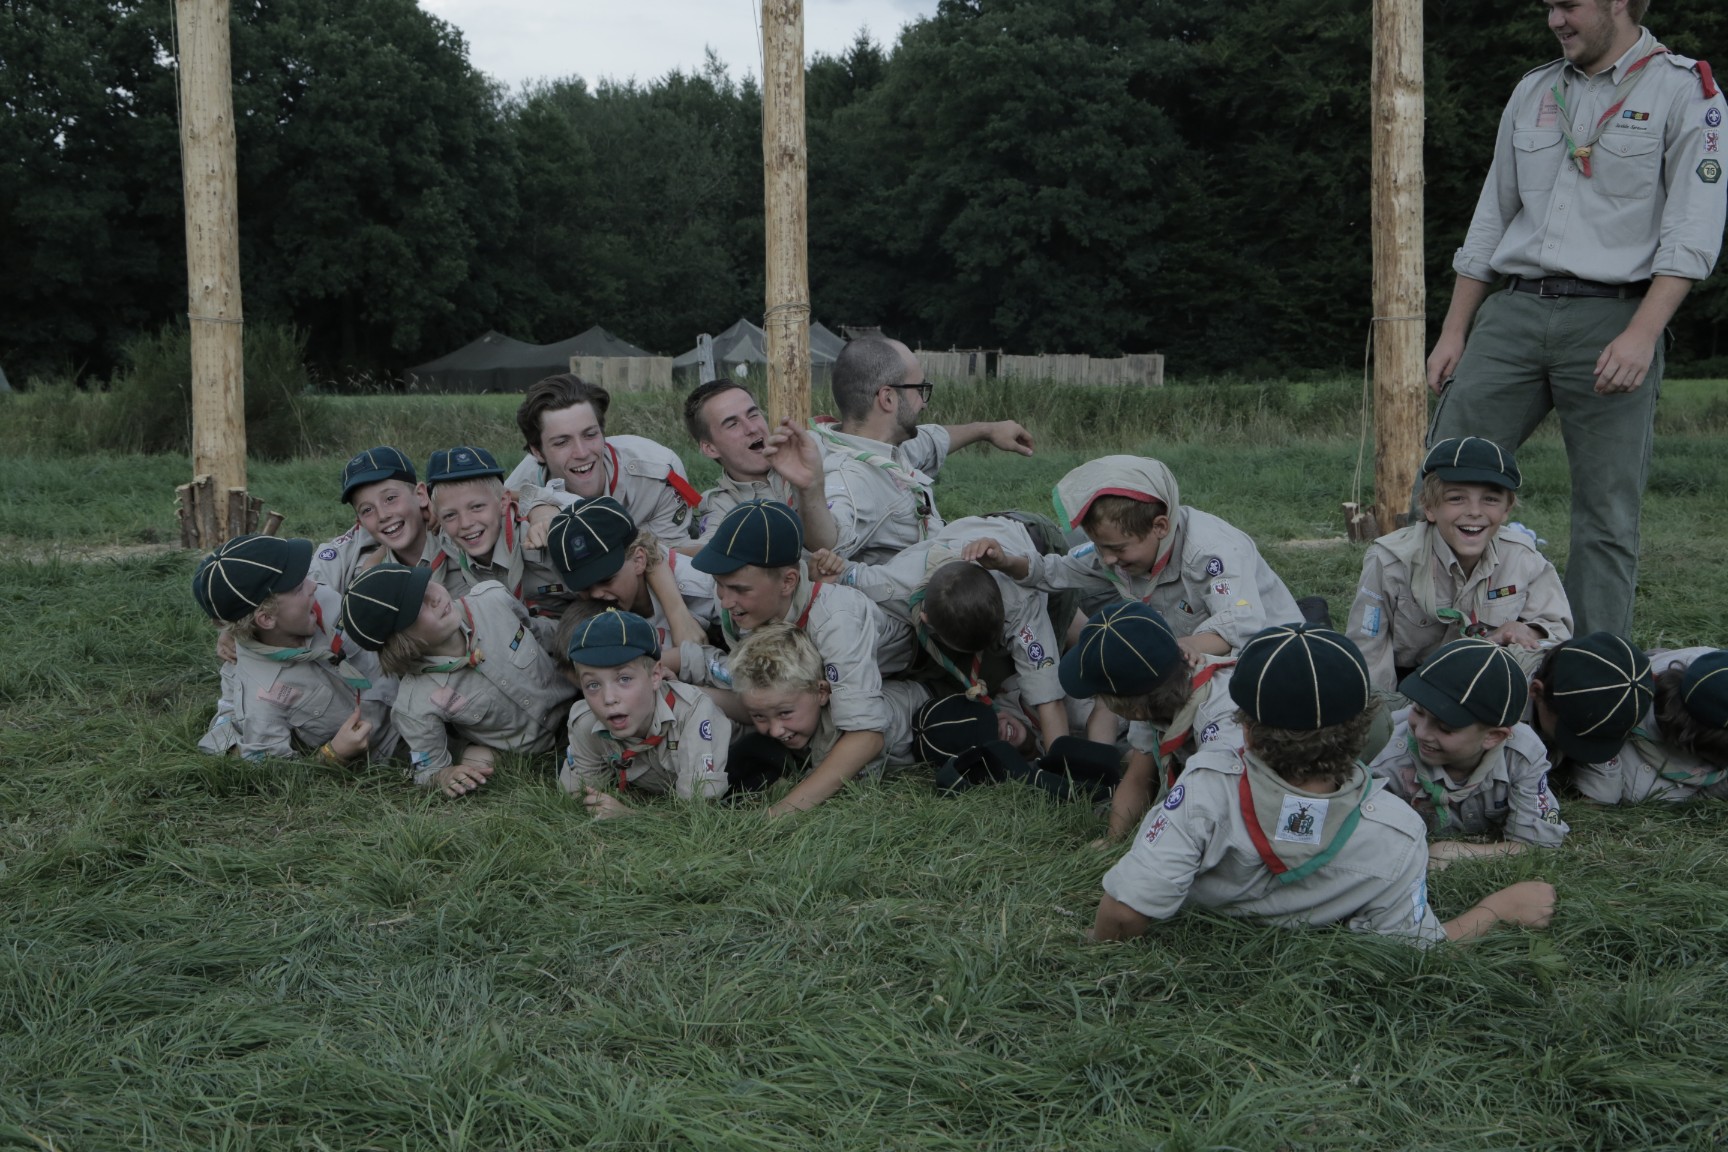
[808,548,847,582]
[1426,334,1466,396]
[1593,327,1658,394]
[987,421,1035,456]
[1483,621,1543,650]
[762,419,823,490]
[329,705,374,761]
[522,504,556,549]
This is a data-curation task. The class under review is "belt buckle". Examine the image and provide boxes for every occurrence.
[1538,277,1563,299]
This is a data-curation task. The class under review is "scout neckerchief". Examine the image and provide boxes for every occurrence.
[1401,733,1501,833]
[1157,658,1236,786]
[1378,521,1498,640]
[1050,457,1181,600]
[810,420,938,542]
[720,575,822,648]
[456,494,525,599]
[421,599,485,673]
[906,586,992,704]
[604,440,703,511]
[599,685,680,789]
[235,599,374,691]
[1551,44,1669,177]
[1235,750,1373,885]
[1626,725,1727,789]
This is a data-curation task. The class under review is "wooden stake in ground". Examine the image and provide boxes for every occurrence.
[761,0,811,428]
[177,0,247,542]
[1370,0,1425,533]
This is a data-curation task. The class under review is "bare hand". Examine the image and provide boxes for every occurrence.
[762,419,822,490]
[522,504,556,550]
[1483,621,1543,650]
[1426,334,1466,395]
[808,548,847,582]
[329,705,373,761]
[1593,328,1657,394]
[582,786,633,820]
[434,755,495,798]
[988,421,1035,456]
[1477,880,1557,930]
[960,537,1008,569]
[216,630,237,665]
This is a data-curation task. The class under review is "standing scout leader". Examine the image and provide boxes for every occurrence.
[1425,0,1726,639]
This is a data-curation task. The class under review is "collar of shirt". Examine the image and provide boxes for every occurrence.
[1565,27,1658,84]
[1422,742,1506,800]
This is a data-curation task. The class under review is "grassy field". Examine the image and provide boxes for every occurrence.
[4,382,1728,1150]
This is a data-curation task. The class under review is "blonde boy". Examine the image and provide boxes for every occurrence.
[558,609,731,818]
[1347,437,1572,693]
[426,446,570,636]
[1369,638,1566,866]
[340,563,574,798]
[192,534,397,764]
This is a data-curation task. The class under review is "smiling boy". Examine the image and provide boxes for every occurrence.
[426,445,571,631]
[1347,437,1573,693]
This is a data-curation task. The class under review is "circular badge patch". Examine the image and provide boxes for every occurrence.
[699,719,713,741]
[318,547,338,561]
[1205,556,1224,578]
[1027,641,1046,663]
[825,663,840,683]
[1163,784,1186,810]
[1199,722,1219,743]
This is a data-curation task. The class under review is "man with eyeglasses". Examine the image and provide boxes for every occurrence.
[817,335,1036,565]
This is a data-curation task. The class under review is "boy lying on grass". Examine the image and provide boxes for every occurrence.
[192,534,397,766]
[557,608,731,819]
[1092,624,1555,946]
[339,563,573,798]
[1369,638,1566,868]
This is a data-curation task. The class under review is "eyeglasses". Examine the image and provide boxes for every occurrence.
[888,381,934,403]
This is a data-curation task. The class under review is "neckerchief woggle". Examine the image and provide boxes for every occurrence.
[1551,46,1669,177]
[906,586,992,704]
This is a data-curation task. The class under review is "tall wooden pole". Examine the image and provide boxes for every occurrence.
[761,0,811,427]
[1371,0,1425,532]
[177,0,247,541]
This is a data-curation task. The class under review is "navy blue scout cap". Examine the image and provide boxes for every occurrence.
[1399,638,1528,729]
[546,497,638,590]
[1421,436,1522,490]
[693,499,803,575]
[192,534,314,624]
[1230,624,1371,730]
[915,693,997,764]
[1059,602,1181,699]
[567,608,661,668]
[1680,651,1728,730]
[425,446,505,489]
[1544,632,1652,763]
[339,562,433,651]
[340,446,418,503]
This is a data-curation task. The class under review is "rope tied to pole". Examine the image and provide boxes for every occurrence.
[188,313,244,325]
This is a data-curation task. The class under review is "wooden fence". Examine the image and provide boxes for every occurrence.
[916,350,1163,386]
[570,355,675,392]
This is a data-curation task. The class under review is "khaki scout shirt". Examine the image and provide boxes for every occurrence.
[694,471,799,546]
[230,585,400,762]
[1102,751,1446,946]
[393,582,577,784]
[689,575,905,734]
[1126,660,1244,774]
[1347,523,1573,693]
[820,424,952,565]
[1369,713,1567,846]
[1570,647,1728,804]
[559,680,730,799]
[506,434,699,549]
[1455,29,1727,285]
[436,521,567,651]
[1026,507,1302,651]
[841,516,1065,707]
[642,551,723,680]
[310,524,445,598]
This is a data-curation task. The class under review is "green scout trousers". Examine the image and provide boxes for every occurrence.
[1425,287,1661,639]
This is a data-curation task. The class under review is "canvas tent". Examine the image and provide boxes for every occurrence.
[672,318,845,389]
[406,325,660,393]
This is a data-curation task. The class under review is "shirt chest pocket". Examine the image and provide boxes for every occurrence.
[1513,129,1566,192]
[1477,586,1529,626]
[1593,130,1662,200]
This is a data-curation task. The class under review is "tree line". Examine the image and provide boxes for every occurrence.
[4,0,1726,383]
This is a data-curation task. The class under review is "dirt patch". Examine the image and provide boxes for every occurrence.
[1278,537,1351,549]
[7,539,180,565]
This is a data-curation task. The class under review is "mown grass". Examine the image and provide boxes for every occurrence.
[4,387,1728,1149]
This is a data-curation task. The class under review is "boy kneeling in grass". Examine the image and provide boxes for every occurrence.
[340,563,574,798]
[1369,638,1566,868]
[558,608,731,819]
[727,621,928,797]
[1092,624,1555,946]
[193,534,398,766]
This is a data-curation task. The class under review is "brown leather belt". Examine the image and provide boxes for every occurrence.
[1508,275,1650,300]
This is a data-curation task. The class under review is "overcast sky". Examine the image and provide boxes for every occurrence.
[418,0,940,92]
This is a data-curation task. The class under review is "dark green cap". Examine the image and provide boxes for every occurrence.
[692,499,803,575]
[1421,436,1521,489]
[1059,601,1181,699]
[547,497,638,590]
[1230,624,1371,730]
[566,607,660,668]
[1399,638,1528,729]
[1544,632,1653,763]
[339,562,433,651]
[425,446,504,489]
[914,692,996,764]
[192,535,314,624]
[340,446,417,503]
[1680,651,1728,729]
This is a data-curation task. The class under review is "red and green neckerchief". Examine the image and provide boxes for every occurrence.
[1235,750,1373,886]
[1550,46,1668,177]
[907,587,992,704]
[422,600,484,673]
[601,686,680,789]
[1157,660,1236,787]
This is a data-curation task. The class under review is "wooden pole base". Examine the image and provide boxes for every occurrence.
[1343,501,1380,543]
[176,475,280,548]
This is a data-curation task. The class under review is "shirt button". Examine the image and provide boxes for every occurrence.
[1365,803,1375,813]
